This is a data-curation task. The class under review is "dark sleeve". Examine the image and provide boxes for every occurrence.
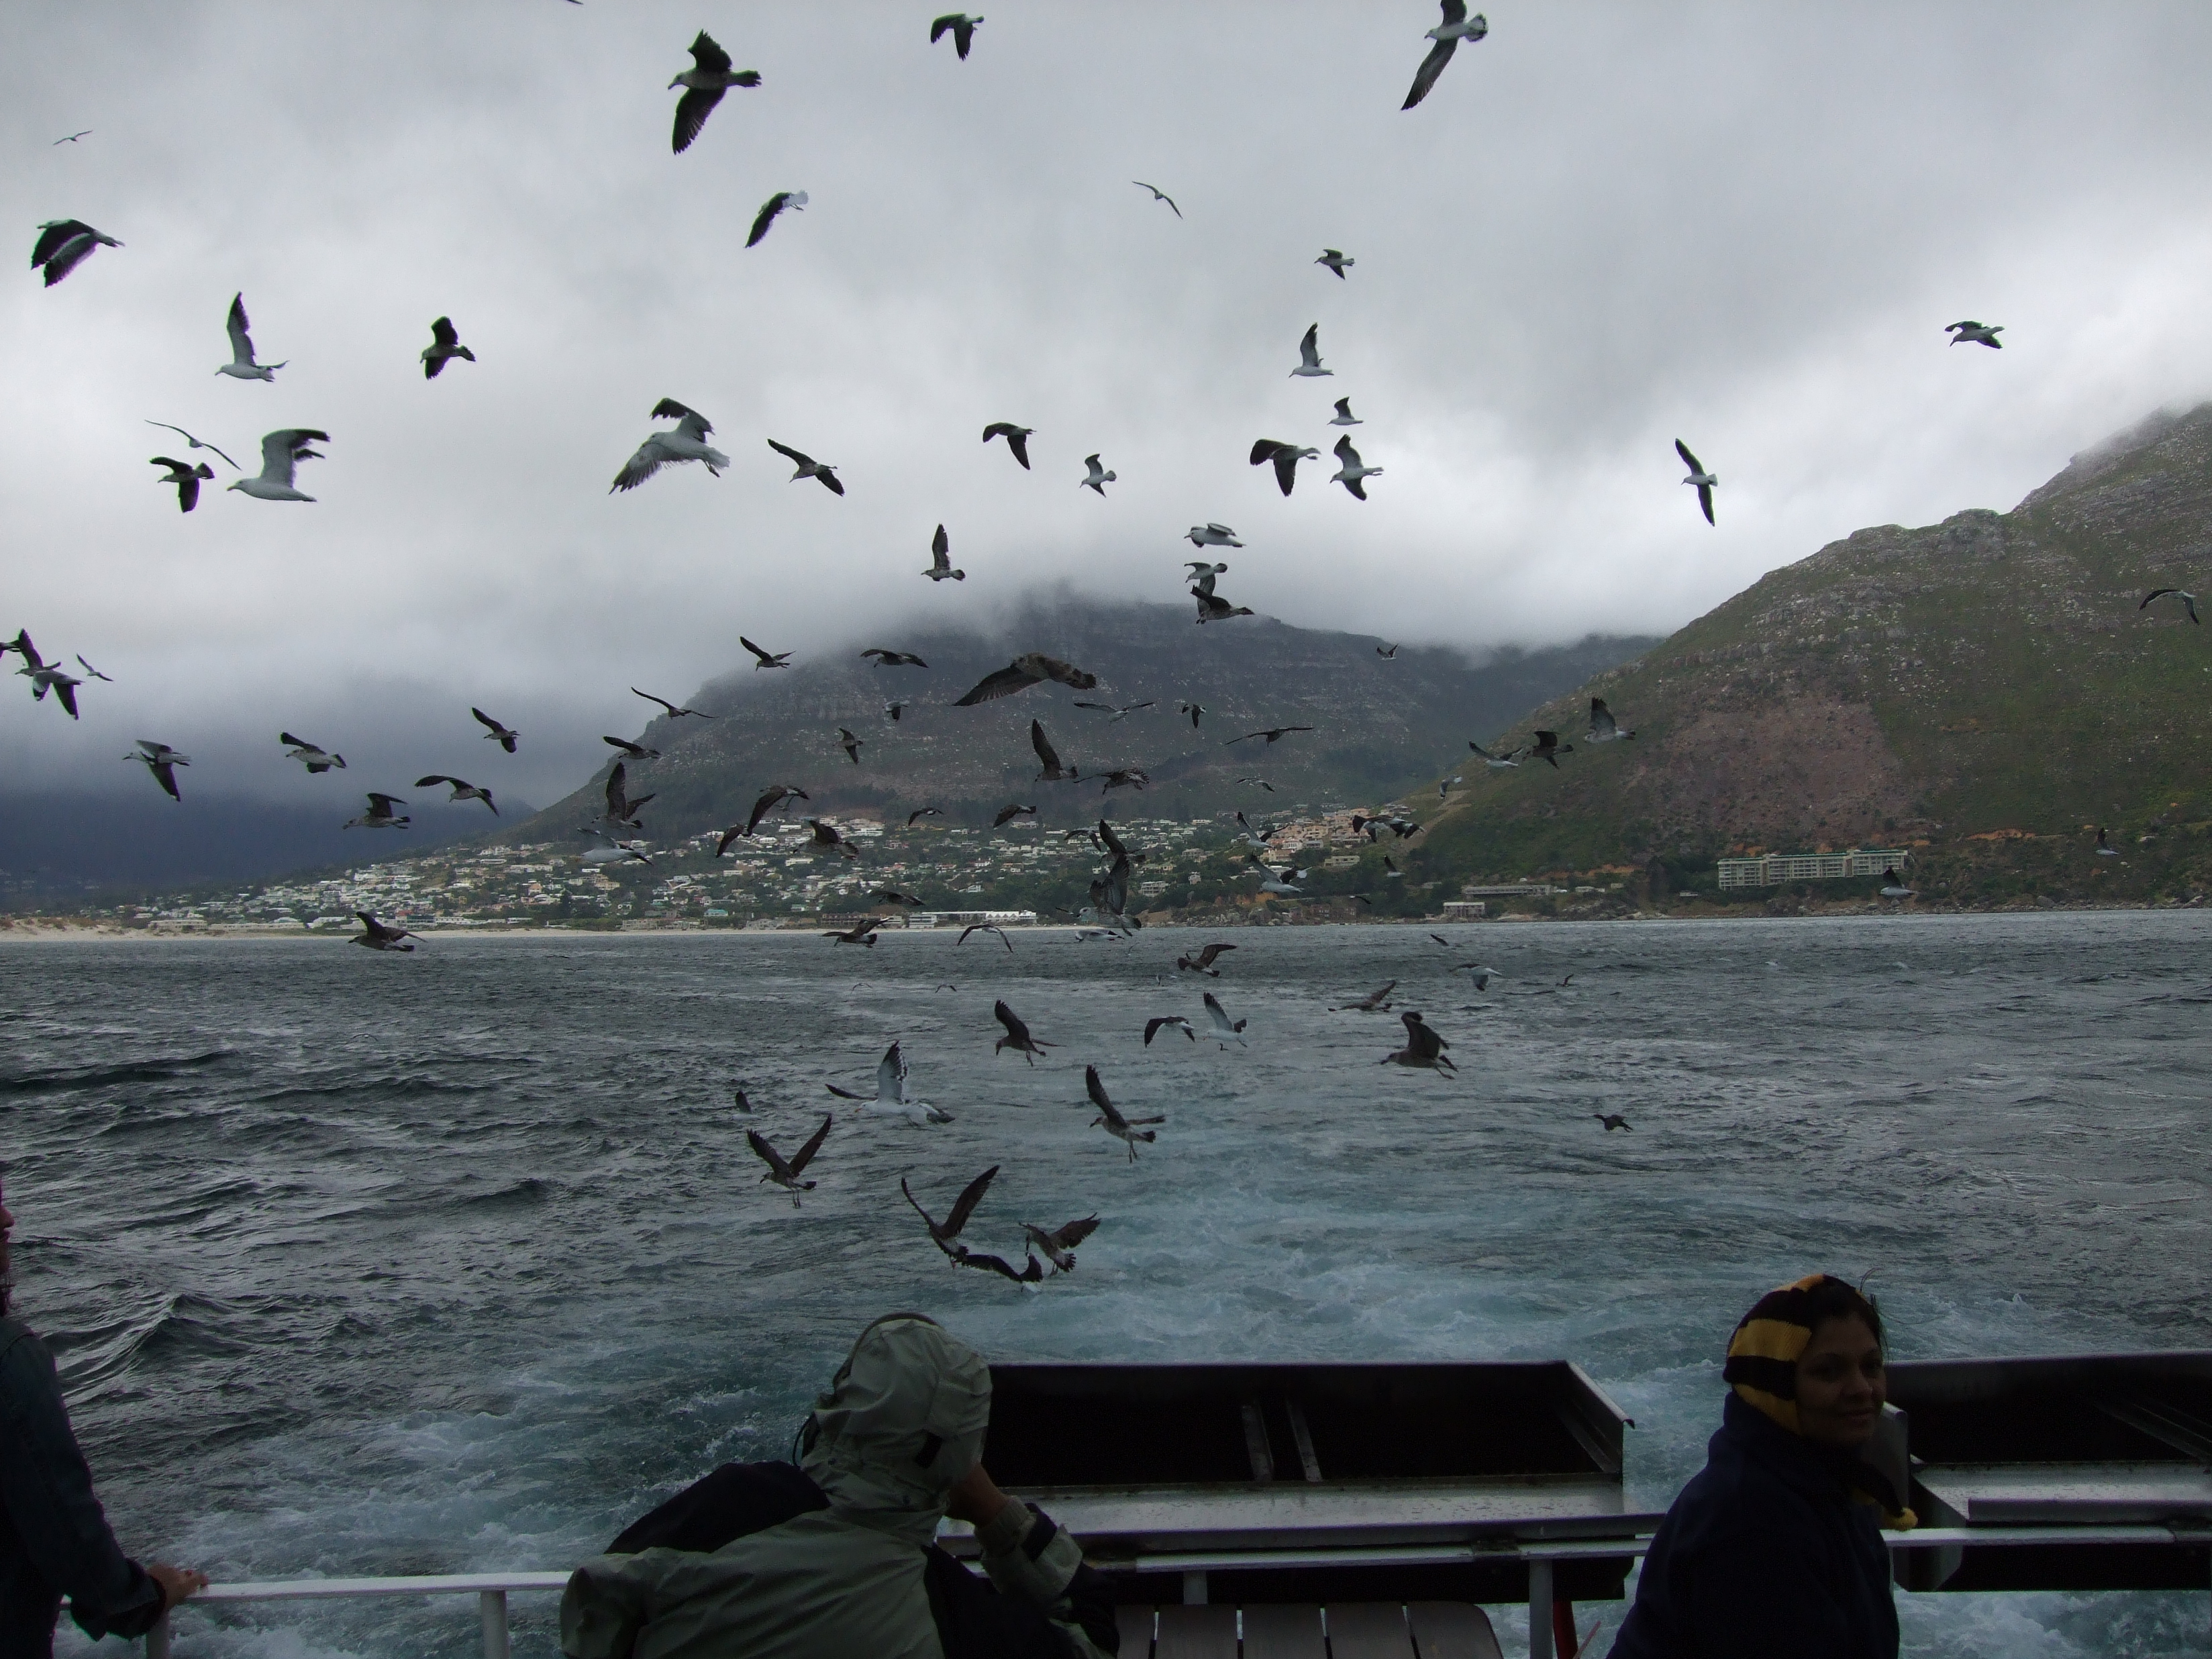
[605,1460,826,1554]
[0,1328,164,1640]
[922,1546,1095,1659]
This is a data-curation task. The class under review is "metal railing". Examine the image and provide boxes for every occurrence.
[134,1527,2209,1659]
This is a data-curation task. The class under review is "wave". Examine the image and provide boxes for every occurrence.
[454,1177,552,1211]
[0,1049,233,1095]
[52,1293,248,1395]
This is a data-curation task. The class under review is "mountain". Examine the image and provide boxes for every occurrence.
[511,597,1657,843]
[1413,403,2212,904]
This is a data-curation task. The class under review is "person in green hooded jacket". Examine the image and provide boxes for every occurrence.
[561,1313,1119,1659]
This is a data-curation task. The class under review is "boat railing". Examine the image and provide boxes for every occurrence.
[122,1523,2210,1659]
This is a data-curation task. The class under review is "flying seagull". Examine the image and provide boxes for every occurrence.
[53,132,92,145]
[1176,942,1235,977]
[603,763,654,826]
[2095,827,2120,857]
[150,456,213,512]
[1187,561,1229,595]
[1085,1065,1164,1162]
[1022,1213,1101,1275]
[603,736,660,760]
[1187,523,1241,549]
[924,523,965,581]
[1676,440,1717,525]
[1131,181,1181,218]
[217,293,285,381]
[884,701,908,723]
[1331,981,1397,1013]
[1072,699,1154,723]
[1382,1010,1456,1073]
[281,733,346,772]
[2140,588,2201,624]
[839,728,863,764]
[806,818,860,859]
[1403,1,1489,111]
[1470,738,1523,768]
[1315,248,1354,279]
[742,785,809,838]
[1377,642,1399,658]
[929,13,983,58]
[473,707,520,752]
[421,316,474,379]
[634,688,714,719]
[1527,730,1573,768]
[72,656,112,683]
[1250,438,1320,497]
[1194,588,1254,623]
[981,423,1032,469]
[748,1115,832,1208]
[32,219,121,287]
[1330,398,1362,427]
[827,1041,950,1124]
[1032,719,1078,782]
[1878,867,1915,899]
[860,648,927,668]
[611,400,728,491]
[742,637,792,670]
[993,803,1037,827]
[352,912,417,953]
[993,999,1054,1064]
[954,653,1099,705]
[1945,320,2003,349]
[344,792,410,830]
[906,806,940,826]
[1290,323,1332,378]
[1203,991,1248,1048]
[128,740,187,799]
[669,30,761,154]
[1144,1016,1196,1045]
[747,191,809,248]
[580,830,653,868]
[1238,777,1276,792]
[1585,698,1634,743]
[903,1168,1044,1283]
[145,422,238,469]
[1227,725,1313,747]
[1176,700,1205,729]
[1098,768,1148,792]
[230,429,328,502]
[1080,454,1116,495]
[1330,434,1382,499]
[875,889,923,907]
[823,916,883,947]
[960,922,1013,952]
[768,438,843,494]
[416,775,497,814]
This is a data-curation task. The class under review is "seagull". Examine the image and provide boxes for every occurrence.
[747,191,809,248]
[1238,778,1276,793]
[1194,588,1255,623]
[1382,1010,1456,1073]
[993,803,1037,827]
[1187,564,1229,600]
[1072,699,1154,723]
[954,653,1099,705]
[740,785,809,838]
[807,818,860,859]
[150,456,213,512]
[1032,719,1078,782]
[1332,981,1397,1012]
[885,700,908,722]
[1248,860,1304,895]
[904,1170,1044,1283]
[860,648,927,668]
[742,637,792,670]
[73,656,112,683]
[929,13,983,58]
[823,916,884,947]
[768,437,842,493]
[1131,181,1181,218]
[352,911,418,953]
[280,733,346,772]
[1330,434,1382,499]
[747,1115,832,1208]
[1585,698,1635,743]
[145,422,238,470]
[924,523,964,581]
[31,220,121,287]
[1176,942,1236,977]
[1377,643,1399,659]
[1470,739,1523,768]
[2095,827,2120,858]
[1203,991,1248,1048]
[53,132,92,145]
[669,30,761,154]
[1080,454,1116,495]
[981,422,1034,470]
[828,1042,950,1123]
[838,728,864,763]
[1085,1065,1164,1162]
[1448,964,1495,989]
[1187,523,1242,549]
[1236,812,1279,846]
[611,401,729,491]
[1527,730,1573,768]
[421,317,474,379]
[1945,320,2003,349]
[1144,1016,1196,1045]
[2140,588,2201,624]
[960,922,1013,951]
[1290,323,1332,378]
[128,740,187,799]
[1676,440,1717,525]
[1250,438,1321,497]
[1228,725,1313,747]
[229,429,329,502]
[1316,248,1354,279]
[1176,700,1205,729]
[417,774,498,814]
[603,736,660,760]
[603,763,654,827]
[217,293,285,381]
[344,793,410,830]
[473,707,520,752]
[16,632,88,717]
[1403,1,1489,111]
[580,829,654,867]
[1022,1213,1101,1275]
[993,1000,1055,1065]
[634,689,714,719]
[907,806,940,826]
[1593,1113,1633,1132]
[1878,867,1915,898]
[732,1087,755,1114]
[1329,398,1363,427]
[1097,767,1150,793]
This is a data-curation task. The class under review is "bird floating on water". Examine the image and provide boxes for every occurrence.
[1131,181,1181,218]
[1330,434,1381,499]
[1187,523,1241,549]
[421,317,474,379]
[344,793,409,830]
[145,422,237,470]
[1676,440,1717,525]
[748,1115,832,1208]
[217,293,285,381]
[747,191,809,248]
[417,775,497,814]
[1085,1065,1164,1162]
[1080,454,1116,495]
[281,733,345,773]
[1290,323,1332,378]
[129,740,187,799]
[742,637,792,670]
[925,524,965,581]
[669,30,760,154]
[473,707,520,752]
[982,423,1032,469]
[929,13,983,58]
[1403,1,1488,111]
[1316,248,1354,279]
[611,401,727,492]
[230,429,328,502]
[150,456,213,512]
[32,219,121,287]
[1945,320,2003,349]
[2140,588,2200,625]
[1250,438,1320,497]
[955,653,1098,705]
[828,1042,950,1124]
[352,912,417,952]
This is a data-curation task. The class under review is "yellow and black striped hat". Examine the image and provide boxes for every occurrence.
[1721,1272,1864,1434]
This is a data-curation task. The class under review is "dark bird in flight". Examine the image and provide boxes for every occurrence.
[280,733,344,772]
[1132,181,1181,218]
[860,648,927,668]
[823,916,883,947]
[1144,1017,1195,1045]
[1194,589,1254,624]
[128,740,187,799]
[993,1000,1054,1064]
[768,438,842,494]
[145,422,238,470]
[352,912,417,952]
[1585,698,1633,743]
[669,30,761,154]
[748,191,809,248]
[2095,827,2120,857]
[954,653,1098,705]
[1176,700,1205,729]
[1376,642,1398,658]
[1594,1113,1633,1132]
[807,818,860,859]
[982,423,1032,469]
[925,523,965,581]
[1331,981,1397,1012]
[2141,588,2200,624]
[1382,1011,1456,1074]
[417,775,497,814]
[1227,725,1313,747]
[1945,320,2003,349]
[1086,1065,1164,1161]
[634,688,714,719]
[1074,699,1154,723]
[748,1115,832,1208]
[1176,942,1236,976]
[150,456,213,512]
[907,806,941,826]
[929,13,983,58]
[344,792,410,830]
[839,728,863,764]
[905,1168,1044,1283]
[602,762,652,827]
[1023,1213,1101,1275]
[421,317,474,379]
[960,922,1013,952]
[1879,868,1915,898]
[1331,397,1363,427]
[1098,768,1148,792]
[993,803,1038,828]
[1250,438,1320,497]
[1527,730,1573,768]
[603,735,660,761]
[876,889,923,907]
[473,707,520,751]
[611,400,727,491]
[1032,719,1078,783]
[885,701,908,723]
[1676,439,1717,524]
[32,219,121,287]
[742,785,809,838]
[742,637,792,670]
[1402,1,1488,111]
[53,131,92,145]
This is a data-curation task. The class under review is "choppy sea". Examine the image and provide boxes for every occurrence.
[8,913,2209,1658]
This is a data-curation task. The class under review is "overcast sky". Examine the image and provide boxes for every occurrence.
[7,3,2212,806]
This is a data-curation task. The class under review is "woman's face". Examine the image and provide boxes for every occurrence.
[1794,1315,1885,1446]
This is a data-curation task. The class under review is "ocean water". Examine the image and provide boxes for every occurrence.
[7,913,2209,1658]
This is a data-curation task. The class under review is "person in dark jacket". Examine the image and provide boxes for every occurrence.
[0,1178,207,1656]
[1611,1274,1911,1659]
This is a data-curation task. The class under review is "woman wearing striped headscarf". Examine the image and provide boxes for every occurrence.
[1611,1274,1909,1659]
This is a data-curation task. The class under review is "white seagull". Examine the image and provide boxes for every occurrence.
[1878,867,1915,899]
[1316,248,1354,279]
[1080,454,1117,494]
[1290,323,1332,377]
[416,775,498,814]
[217,293,285,381]
[145,421,239,469]
[1203,991,1248,1048]
[229,429,328,502]
[826,1041,952,1126]
[1331,434,1382,499]
[129,740,188,799]
[1085,1065,1164,1162]
[32,219,121,287]
[280,732,346,772]
[1329,398,1363,426]
[924,523,965,581]
[1676,440,1717,525]
[1403,1,1489,111]
[344,792,410,830]
[611,401,728,492]
[1187,523,1242,549]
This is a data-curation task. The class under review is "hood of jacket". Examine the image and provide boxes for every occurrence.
[799,1314,992,1548]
